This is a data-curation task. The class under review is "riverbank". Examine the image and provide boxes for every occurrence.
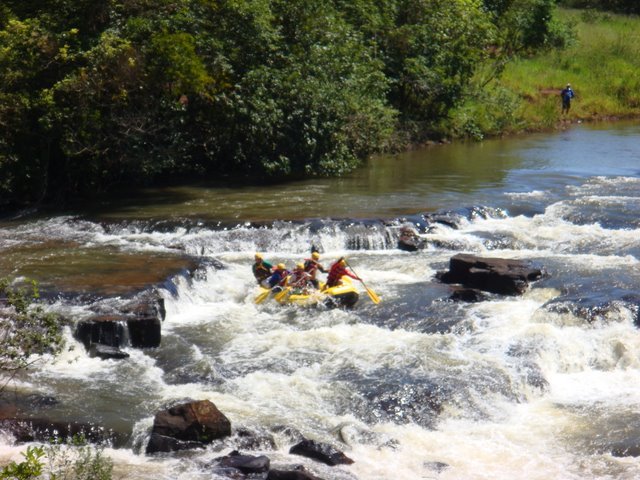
[449,8,640,139]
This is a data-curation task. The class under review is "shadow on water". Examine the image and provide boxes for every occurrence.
[50,137,530,223]
[80,121,640,223]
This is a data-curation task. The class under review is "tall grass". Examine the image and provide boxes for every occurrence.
[451,9,640,137]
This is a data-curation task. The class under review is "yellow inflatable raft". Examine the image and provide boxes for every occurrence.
[257,276,359,308]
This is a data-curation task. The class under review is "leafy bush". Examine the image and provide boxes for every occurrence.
[45,436,113,480]
[0,278,65,392]
[0,446,45,480]
[0,437,113,480]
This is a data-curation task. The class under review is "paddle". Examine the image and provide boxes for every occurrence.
[274,287,291,302]
[254,289,271,304]
[344,260,381,304]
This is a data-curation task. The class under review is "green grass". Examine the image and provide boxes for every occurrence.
[452,8,640,137]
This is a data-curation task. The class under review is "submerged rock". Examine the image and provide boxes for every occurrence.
[0,417,127,447]
[88,343,130,360]
[145,434,206,454]
[544,297,637,326]
[397,226,425,252]
[437,253,543,295]
[606,437,640,457]
[424,461,449,473]
[336,423,398,450]
[231,427,278,451]
[289,438,354,466]
[270,425,305,444]
[268,467,325,480]
[448,286,489,303]
[215,450,271,474]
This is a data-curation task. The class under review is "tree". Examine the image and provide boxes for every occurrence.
[0,0,564,207]
[0,279,65,393]
[384,0,494,137]
[212,0,396,176]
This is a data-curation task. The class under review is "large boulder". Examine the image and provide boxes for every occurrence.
[146,400,231,454]
[436,254,543,295]
[126,315,161,348]
[74,294,164,353]
[74,315,127,349]
[120,294,165,347]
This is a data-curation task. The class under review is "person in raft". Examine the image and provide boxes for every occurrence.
[252,253,273,285]
[324,258,360,289]
[288,262,313,293]
[304,251,327,288]
[266,263,290,290]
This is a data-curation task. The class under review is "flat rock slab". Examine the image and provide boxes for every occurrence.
[437,253,543,295]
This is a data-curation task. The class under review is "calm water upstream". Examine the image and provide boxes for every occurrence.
[2,121,640,479]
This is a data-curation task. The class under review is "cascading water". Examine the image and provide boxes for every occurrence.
[2,122,640,479]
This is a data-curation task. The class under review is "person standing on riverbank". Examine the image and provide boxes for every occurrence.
[561,83,575,114]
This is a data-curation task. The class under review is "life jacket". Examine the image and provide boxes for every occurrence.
[290,270,311,287]
[326,263,346,287]
[268,269,289,287]
[253,261,271,281]
[304,258,322,277]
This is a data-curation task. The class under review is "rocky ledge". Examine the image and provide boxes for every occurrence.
[437,253,545,296]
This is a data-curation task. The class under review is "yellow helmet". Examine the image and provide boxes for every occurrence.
[339,259,347,267]
[255,253,263,260]
[312,252,320,260]
[277,263,286,270]
[296,262,304,270]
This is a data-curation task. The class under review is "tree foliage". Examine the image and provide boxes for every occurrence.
[0,0,566,208]
[0,278,65,392]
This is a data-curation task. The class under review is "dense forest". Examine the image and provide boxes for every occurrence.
[0,1,612,208]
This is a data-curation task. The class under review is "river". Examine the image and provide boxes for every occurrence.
[2,121,640,479]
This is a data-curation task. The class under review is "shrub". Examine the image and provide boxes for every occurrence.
[0,278,65,393]
[0,437,114,480]
[0,446,45,480]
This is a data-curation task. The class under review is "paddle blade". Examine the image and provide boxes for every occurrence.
[364,286,381,304]
[274,287,290,302]
[255,289,271,304]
